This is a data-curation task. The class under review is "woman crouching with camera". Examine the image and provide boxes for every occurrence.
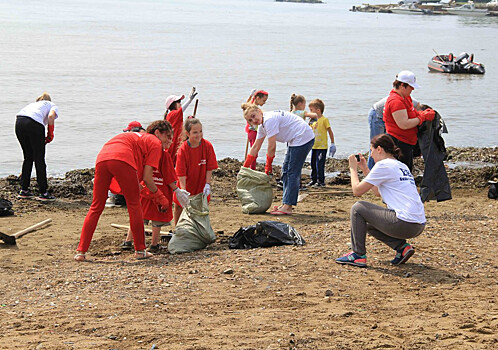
[336,134,426,268]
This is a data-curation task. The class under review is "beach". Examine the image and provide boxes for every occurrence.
[0,147,496,349]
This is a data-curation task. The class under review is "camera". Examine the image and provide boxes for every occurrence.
[355,154,361,162]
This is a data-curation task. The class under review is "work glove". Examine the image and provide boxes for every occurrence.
[45,124,54,144]
[188,86,198,102]
[416,108,435,126]
[265,154,275,176]
[203,183,211,196]
[243,154,257,168]
[140,185,169,212]
[249,88,257,99]
[328,143,336,157]
[174,188,190,208]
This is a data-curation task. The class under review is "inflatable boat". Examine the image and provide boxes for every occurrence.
[428,52,485,74]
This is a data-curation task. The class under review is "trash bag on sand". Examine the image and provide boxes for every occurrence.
[168,193,216,254]
[236,167,273,214]
[228,221,305,249]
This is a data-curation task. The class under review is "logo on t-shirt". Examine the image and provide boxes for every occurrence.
[199,159,206,166]
[399,168,415,184]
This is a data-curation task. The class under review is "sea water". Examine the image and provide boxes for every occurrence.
[1,0,497,177]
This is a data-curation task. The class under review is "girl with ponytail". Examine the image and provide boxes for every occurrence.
[243,89,268,169]
[336,134,426,268]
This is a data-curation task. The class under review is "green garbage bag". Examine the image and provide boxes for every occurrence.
[168,193,216,254]
[236,167,273,214]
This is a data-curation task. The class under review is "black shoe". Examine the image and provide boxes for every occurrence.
[37,193,56,202]
[120,240,133,251]
[147,244,161,253]
[18,190,35,199]
[307,181,316,187]
[313,182,325,188]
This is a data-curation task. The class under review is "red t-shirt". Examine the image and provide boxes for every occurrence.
[96,132,162,175]
[383,89,419,145]
[141,150,177,222]
[165,108,184,165]
[175,139,218,195]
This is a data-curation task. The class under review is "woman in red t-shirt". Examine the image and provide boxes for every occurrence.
[173,117,218,225]
[75,120,173,262]
[383,70,435,171]
[244,89,268,170]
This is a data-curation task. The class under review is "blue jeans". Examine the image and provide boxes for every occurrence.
[311,149,327,184]
[281,138,314,206]
[367,107,385,169]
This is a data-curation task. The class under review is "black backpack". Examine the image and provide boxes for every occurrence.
[0,198,14,216]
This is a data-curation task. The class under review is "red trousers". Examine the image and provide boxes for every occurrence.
[77,160,146,252]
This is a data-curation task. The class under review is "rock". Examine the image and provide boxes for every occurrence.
[325,289,333,296]
[223,268,234,275]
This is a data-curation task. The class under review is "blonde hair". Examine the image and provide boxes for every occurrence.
[241,103,261,121]
[36,92,51,102]
[309,98,325,114]
[290,94,306,111]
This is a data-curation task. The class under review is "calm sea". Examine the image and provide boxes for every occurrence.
[1,0,497,177]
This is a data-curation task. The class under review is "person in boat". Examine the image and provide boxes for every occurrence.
[383,70,435,171]
[367,95,421,169]
[335,134,426,268]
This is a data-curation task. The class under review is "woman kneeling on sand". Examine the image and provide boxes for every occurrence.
[336,134,426,268]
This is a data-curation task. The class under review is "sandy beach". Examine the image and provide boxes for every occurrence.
[0,147,496,349]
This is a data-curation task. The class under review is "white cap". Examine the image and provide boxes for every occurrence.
[164,94,185,110]
[396,70,420,89]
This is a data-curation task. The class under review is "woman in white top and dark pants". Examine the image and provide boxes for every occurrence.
[15,93,58,201]
[242,104,315,215]
[336,134,426,268]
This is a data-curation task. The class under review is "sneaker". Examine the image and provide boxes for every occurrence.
[313,182,326,188]
[307,181,316,187]
[391,244,414,265]
[18,190,35,199]
[120,240,133,251]
[335,251,367,268]
[37,192,55,202]
[105,197,116,208]
[114,195,126,207]
[147,244,161,253]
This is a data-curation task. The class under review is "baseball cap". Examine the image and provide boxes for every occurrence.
[396,70,420,89]
[164,94,185,110]
[123,121,143,132]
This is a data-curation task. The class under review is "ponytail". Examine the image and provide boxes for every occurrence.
[290,94,305,111]
[371,134,403,160]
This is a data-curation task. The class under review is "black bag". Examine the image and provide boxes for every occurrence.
[0,198,14,217]
[488,181,498,200]
[229,221,305,249]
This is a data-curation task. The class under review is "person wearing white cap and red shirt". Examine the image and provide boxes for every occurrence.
[163,87,198,164]
[74,120,190,262]
[383,70,435,171]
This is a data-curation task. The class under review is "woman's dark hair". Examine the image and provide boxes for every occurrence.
[163,100,181,118]
[146,120,173,135]
[371,134,402,160]
[392,79,410,89]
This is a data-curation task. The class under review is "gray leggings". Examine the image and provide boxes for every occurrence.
[350,201,425,255]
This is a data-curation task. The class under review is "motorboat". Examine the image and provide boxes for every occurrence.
[428,52,485,74]
[446,3,489,16]
[390,4,430,15]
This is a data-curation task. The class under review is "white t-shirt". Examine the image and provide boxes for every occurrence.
[256,110,314,147]
[17,101,59,126]
[364,158,425,224]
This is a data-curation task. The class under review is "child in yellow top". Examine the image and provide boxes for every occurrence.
[309,99,335,187]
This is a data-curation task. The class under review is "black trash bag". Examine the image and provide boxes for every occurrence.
[0,198,14,217]
[488,181,498,200]
[229,221,305,249]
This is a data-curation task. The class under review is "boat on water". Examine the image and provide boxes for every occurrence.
[446,3,489,16]
[390,3,430,15]
[428,52,485,74]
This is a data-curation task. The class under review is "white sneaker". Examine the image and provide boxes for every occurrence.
[105,197,116,208]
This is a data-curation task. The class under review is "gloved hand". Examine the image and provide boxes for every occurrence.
[174,188,190,208]
[265,154,275,176]
[151,190,169,212]
[243,154,257,168]
[328,143,336,157]
[188,86,198,101]
[45,124,54,144]
[203,183,211,196]
[249,88,257,99]
[416,108,435,126]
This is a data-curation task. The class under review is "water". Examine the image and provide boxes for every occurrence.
[1,0,497,177]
